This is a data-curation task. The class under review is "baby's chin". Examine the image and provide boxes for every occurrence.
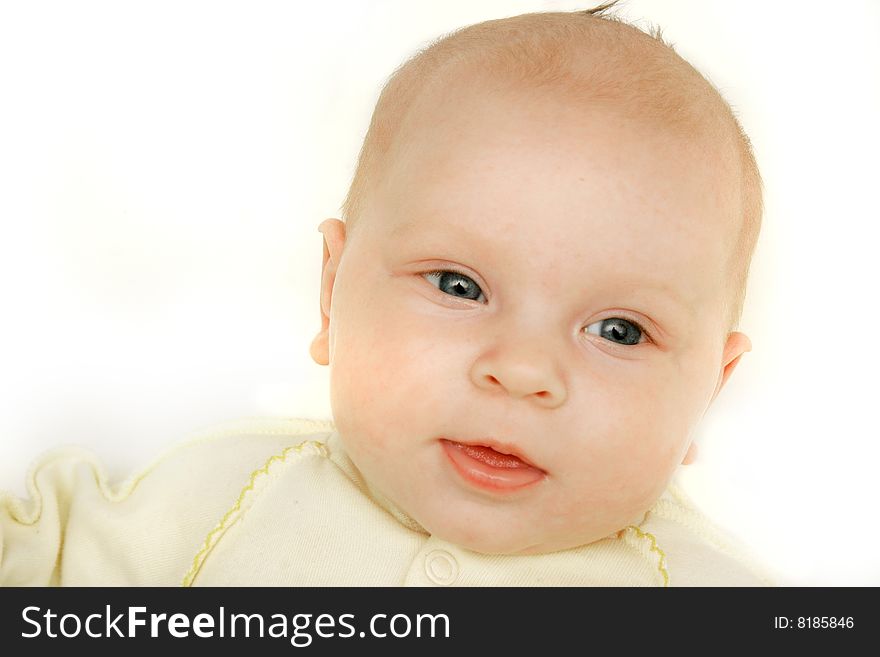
[419,516,617,556]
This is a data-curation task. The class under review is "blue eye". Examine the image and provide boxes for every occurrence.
[585,318,644,346]
[422,269,485,302]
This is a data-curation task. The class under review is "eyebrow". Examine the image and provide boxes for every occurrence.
[387,218,434,240]
[620,281,695,318]
[388,217,499,248]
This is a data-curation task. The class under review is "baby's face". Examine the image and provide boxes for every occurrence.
[313,88,751,554]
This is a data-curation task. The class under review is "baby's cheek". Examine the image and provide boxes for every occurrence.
[578,429,675,515]
[539,483,626,545]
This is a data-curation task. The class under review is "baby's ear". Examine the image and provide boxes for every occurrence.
[309,219,347,366]
[708,331,753,405]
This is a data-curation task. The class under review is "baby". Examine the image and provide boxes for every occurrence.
[1,5,775,586]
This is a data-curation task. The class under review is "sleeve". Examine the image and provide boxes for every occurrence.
[0,417,334,586]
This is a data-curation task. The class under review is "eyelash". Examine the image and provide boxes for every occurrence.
[420,268,651,345]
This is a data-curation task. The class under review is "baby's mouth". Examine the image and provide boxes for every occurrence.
[439,438,546,492]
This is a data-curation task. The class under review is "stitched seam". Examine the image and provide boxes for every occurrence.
[180,439,329,587]
[617,524,670,587]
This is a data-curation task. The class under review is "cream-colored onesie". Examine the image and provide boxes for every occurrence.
[0,417,776,586]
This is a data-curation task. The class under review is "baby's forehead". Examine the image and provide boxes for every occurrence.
[387,55,740,199]
[388,75,739,234]
[389,87,736,218]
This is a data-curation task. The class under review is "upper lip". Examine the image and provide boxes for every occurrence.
[440,437,546,472]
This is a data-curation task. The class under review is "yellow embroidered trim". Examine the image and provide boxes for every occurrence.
[180,439,329,587]
[618,524,670,587]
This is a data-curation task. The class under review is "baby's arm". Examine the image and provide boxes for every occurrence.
[0,423,313,586]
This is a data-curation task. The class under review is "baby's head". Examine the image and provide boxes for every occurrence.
[309,5,763,554]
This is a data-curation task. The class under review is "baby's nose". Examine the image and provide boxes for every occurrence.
[471,352,566,408]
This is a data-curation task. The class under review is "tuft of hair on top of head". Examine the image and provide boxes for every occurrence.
[582,0,675,53]
[581,0,624,16]
[338,1,763,336]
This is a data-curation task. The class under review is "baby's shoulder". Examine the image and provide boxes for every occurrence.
[149,416,335,467]
[637,484,778,587]
[135,417,337,495]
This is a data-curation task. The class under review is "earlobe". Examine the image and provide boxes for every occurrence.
[309,219,347,367]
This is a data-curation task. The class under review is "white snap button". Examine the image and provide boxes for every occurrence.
[424,549,459,585]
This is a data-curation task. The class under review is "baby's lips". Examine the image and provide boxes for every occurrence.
[440,439,547,491]
[438,437,545,472]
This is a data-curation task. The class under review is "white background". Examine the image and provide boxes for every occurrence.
[1,0,878,586]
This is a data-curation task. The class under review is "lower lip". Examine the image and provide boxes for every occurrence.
[440,439,546,492]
